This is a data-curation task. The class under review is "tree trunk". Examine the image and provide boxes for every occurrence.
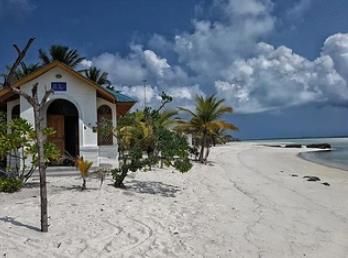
[204,146,210,164]
[34,104,49,232]
[82,177,86,190]
[114,165,128,188]
[199,132,206,163]
[114,171,128,188]
[5,38,53,233]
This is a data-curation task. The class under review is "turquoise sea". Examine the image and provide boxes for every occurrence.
[249,138,348,171]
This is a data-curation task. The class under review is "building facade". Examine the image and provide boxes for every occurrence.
[0,61,136,168]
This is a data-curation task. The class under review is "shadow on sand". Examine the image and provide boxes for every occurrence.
[0,216,40,232]
[124,180,181,197]
[51,185,100,192]
[22,182,41,189]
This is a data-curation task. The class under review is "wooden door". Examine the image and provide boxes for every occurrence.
[47,115,65,155]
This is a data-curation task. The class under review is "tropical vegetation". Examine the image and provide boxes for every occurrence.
[82,66,111,86]
[108,93,192,187]
[1,39,238,232]
[0,112,60,188]
[0,177,23,193]
[76,157,93,190]
[177,95,238,163]
[39,45,85,67]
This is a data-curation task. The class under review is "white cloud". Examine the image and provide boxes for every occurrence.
[214,42,348,113]
[85,0,348,113]
[119,85,161,108]
[287,0,312,19]
[321,33,348,81]
[172,0,275,80]
[118,84,203,111]
[215,0,272,17]
[80,59,93,68]
[91,49,147,85]
[143,50,170,77]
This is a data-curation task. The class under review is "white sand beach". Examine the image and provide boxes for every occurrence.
[0,143,348,258]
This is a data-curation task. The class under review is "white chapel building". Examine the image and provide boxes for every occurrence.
[0,61,136,167]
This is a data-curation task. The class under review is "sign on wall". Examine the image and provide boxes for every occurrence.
[51,82,67,92]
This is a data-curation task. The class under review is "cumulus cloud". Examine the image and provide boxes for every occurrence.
[143,50,170,77]
[173,0,275,80]
[118,84,204,111]
[83,44,198,109]
[321,33,348,81]
[215,42,348,113]
[85,0,348,113]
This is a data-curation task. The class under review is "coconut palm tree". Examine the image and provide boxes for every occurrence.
[1,62,40,85]
[38,45,85,68]
[15,62,40,80]
[177,95,238,163]
[116,109,177,166]
[82,66,111,86]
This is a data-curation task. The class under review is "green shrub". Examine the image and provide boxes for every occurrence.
[173,158,192,173]
[0,178,23,193]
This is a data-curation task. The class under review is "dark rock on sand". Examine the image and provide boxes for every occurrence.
[284,144,303,148]
[306,143,331,149]
[291,174,298,177]
[266,143,331,149]
[322,182,330,186]
[303,176,321,182]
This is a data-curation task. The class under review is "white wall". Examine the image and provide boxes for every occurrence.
[19,66,100,165]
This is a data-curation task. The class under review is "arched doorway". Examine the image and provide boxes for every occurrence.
[47,99,79,164]
[11,104,20,119]
[97,105,113,145]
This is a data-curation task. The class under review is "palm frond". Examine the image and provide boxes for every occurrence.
[39,45,85,67]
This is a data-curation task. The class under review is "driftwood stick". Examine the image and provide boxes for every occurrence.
[4,38,35,87]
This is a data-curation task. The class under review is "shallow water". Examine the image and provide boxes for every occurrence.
[249,137,348,171]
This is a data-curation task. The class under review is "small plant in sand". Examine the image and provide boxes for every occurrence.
[76,157,93,190]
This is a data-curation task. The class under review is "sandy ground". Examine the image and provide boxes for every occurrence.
[0,143,348,258]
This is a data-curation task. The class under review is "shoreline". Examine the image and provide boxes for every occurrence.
[298,150,348,172]
[248,137,348,173]
[1,143,348,257]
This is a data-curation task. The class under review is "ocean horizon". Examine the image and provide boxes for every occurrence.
[247,137,348,171]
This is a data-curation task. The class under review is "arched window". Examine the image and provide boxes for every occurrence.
[97,105,113,145]
[11,105,20,120]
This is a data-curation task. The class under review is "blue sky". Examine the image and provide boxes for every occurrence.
[1,0,348,139]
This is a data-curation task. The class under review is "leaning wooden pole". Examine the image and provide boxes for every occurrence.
[32,86,49,232]
[5,38,52,232]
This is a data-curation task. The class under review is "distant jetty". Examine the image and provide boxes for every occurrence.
[264,143,331,150]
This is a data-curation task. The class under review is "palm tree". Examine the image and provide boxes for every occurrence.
[154,110,178,129]
[116,109,177,166]
[177,95,238,163]
[1,62,40,85]
[15,62,40,80]
[83,66,111,86]
[38,45,85,68]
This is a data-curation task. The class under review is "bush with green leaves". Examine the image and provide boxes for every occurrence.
[111,107,192,188]
[157,128,192,172]
[0,113,60,183]
[0,177,23,193]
